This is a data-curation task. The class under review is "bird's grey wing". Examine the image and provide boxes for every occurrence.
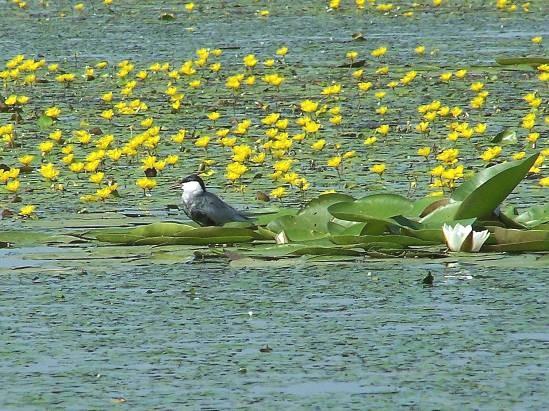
[198,193,250,226]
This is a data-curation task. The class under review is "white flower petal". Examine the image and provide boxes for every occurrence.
[443,223,472,252]
[471,229,490,252]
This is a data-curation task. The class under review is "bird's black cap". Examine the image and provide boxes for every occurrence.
[181,174,206,191]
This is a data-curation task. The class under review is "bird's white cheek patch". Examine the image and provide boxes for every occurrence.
[181,181,203,204]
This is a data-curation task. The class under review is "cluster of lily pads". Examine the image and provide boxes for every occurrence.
[89,153,548,257]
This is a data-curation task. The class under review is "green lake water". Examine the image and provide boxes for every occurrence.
[0,0,548,409]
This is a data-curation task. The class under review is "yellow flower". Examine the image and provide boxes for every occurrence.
[329,115,342,125]
[300,100,318,113]
[89,172,105,184]
[185,2,195,12]
[321,83,341,96]
[513,151,526,160]
[376,124,390,136]
[6,179,20,192]
[39,140,54,155]
[195,136,210,148]
[44,106,61,119]
[101,109,114,120]
[273,47,288,58]
[39,163,60,181]
[470,82,484,92]
[226,75,241,90]
[264,59,275,68]
[527,132,540,143]
[270,186,287,199]
[374,91,386,99]
[243,54,258,68]
[346,51,358,61]
[531,36,542,44]
[474,123,487,134]
[455,69,468,79]
[225,162,248,181]
[371,46,387,58]
[370,163,386,175]
[440,72,452,82]
[101,91,113,103]
[19,154,34,166]
[437,148,459,164]
[417,147,431,157]
[329,0,340,9]
[539,177,549,187]
[415,45,425,55]
[136,177,157,191]
[207,111,220,121]
[415,122,430,133]
[327,156,342,168]
[69,162,85,173]
[358,81,373,91]
[19,204,36,217]
[363,136,377,145]
[303,120,321,134]
[480,146,502,162]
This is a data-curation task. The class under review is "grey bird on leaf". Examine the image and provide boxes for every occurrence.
[173,174,250,226]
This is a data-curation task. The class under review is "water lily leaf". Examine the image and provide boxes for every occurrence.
[483,241,549,252]
[339,222,368,235]
[403,228,445,243]
[451,153,539,220]
[419,201,462,226]
[291,246,363,256]
[331,234,437,247]
[496,57,549,67]
[512,204,549,228]
[133,235,253,246]
[411,197,444,217]
[267,193,354,241]
[267,215,329,242]
[490,226,549,244]
[491,128,517,144]
[328,193,415,223]
[0,230,53,246]
[253,208,298,226]
[37,114,54,129]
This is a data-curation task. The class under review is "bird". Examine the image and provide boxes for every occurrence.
[175,174,250,226]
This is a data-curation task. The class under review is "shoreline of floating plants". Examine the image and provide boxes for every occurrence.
[83,153,548,257]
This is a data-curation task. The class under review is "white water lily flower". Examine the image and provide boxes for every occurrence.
[275,230,289,245]
[442,223,490,252]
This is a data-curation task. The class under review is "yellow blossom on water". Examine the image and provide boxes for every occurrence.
[539,177,549,187]
[474,123,487,134]
[415,45,425,55]
[455,69,468,79]
[358,81,373,91]
[6,179,20,192]
[136,177,157,191]
[264,59,275,68]
[329,115,342,125]
[321,83,341,96]
[440,72,452,82]
[195,136,210,149]
[352,69,363,79]
[480,146,502,162]
[89,172,105,184]
[527,132,539,143]
[225,162,248,181]
[364,136,377,145]
[417,147,431,158]
[470,82,484,92]
[370,163,386,175]
[311,139,326,151]
[19,204,36,217]
[376,124,390,136]
[45,106,61,119]
[101,91,113,103]
[185,2,195,12]
[300,100,318,113]
[19,155,34,166]
[451,106,463,117]
[39,163,59,181]
[416,122,430,133]
[243,54,258,68]
[69,162,85,173]
[374,91,386,100]
[207,111,220,121]
[346,51,358,61]
[276,47,288,57]
[327,156,342,168]
[531,36,542,44]
[270,186,287,199]
[513,151,526,160]
[101,109,114,120]
[371,47,387,58]
[437,148,459,164]
[39,140,54,155]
